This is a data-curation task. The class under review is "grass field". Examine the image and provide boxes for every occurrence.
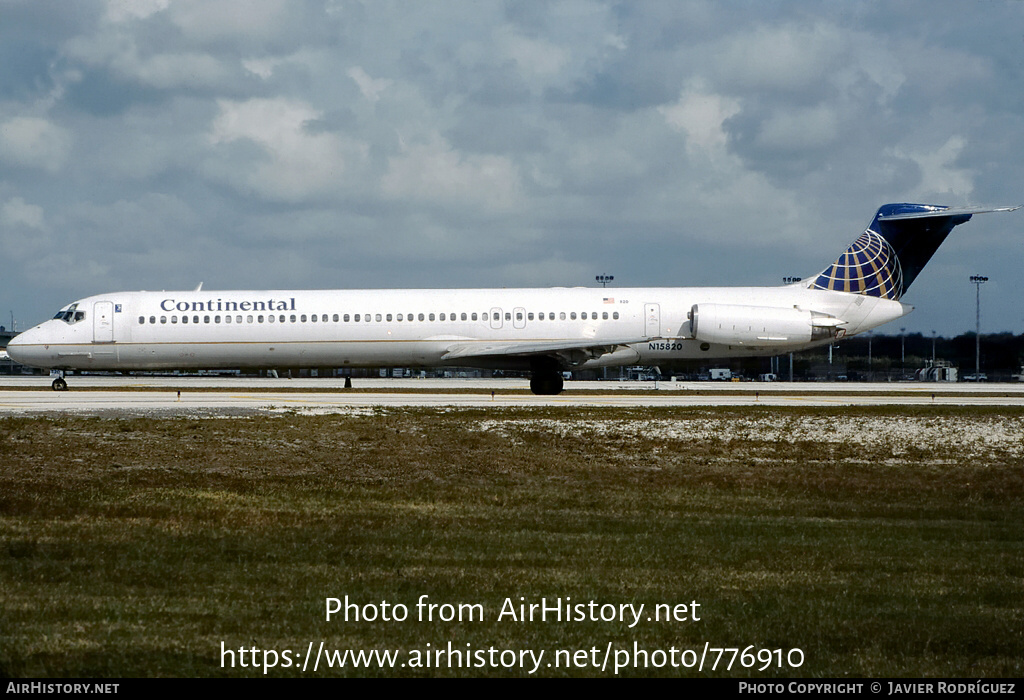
[1,406,1022,677]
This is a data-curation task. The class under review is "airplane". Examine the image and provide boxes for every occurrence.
[7,203,1018,393]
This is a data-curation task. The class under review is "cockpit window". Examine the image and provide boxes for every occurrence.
[54,303,85,324]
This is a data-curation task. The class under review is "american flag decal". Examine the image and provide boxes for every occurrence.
[603,297,615,304]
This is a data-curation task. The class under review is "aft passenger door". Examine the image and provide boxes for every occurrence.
[94,301,114,343]
[644,303,660,338]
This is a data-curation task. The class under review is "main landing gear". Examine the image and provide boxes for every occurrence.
[529,369,564,395]
[52,374,68,391]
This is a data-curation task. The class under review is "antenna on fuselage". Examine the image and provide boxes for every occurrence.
[194,282,203,292]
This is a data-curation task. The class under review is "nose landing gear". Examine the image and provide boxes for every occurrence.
[51,373,68,391]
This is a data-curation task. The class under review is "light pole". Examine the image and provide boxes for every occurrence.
[900,326,906,373]
[931,330,936,365]
[783,278,802,381]
[867,331,872,381]
[970,275,988,380]
[595,275,615,379]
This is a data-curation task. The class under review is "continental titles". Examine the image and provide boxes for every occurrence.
[160,297,296,313]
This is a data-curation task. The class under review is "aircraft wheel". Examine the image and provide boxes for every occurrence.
[529,371,564,395]
[52,377,68,391]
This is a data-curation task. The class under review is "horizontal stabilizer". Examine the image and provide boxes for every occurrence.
[878,205,1020,221]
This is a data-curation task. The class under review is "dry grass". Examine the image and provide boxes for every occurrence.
[1,406,1022,677]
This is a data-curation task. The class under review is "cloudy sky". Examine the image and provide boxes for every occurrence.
[2,0,1022,336]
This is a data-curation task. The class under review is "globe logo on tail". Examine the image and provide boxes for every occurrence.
[812,229,903,299]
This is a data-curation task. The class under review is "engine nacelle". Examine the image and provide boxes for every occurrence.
[689,303,824,347]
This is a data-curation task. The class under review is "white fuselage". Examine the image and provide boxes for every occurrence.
[8,285,910,373]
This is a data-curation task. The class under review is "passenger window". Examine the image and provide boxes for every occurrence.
[482,312,488,321]
[236,316,242,324]
[429,313,435,321]
[613,312,619,320]
[205,316,211,323]
[602,312,608,320]
[560,312,566,320]
[376,314,382,322]
[257,315,264,323]
[171,316,178,324]
[472,313,478,321]
[461,312,467,321]
[160,316,167,324]
[333,314,339,322]
[505,312,511,321]
[418,313,425,321]
[581,312,587,320]
[268,315,275,323]
[225,315,232,324]
[344,314,350,322]
[247,315,253,323]
[570,312,577,320]
[193,316,199,324]
[528,313,534,321]
[215,316,221,323]
[301,314,307,322]
[354,314,360,322]
[310,314,316,323]
[516,312,523,321]
[182,316,189,324]
[150,316,156,324]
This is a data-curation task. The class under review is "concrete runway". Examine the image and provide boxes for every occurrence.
[2,376,1024,414]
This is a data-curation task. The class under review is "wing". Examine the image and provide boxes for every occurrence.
[441,336,652,368]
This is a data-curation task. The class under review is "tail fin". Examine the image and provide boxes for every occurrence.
[810,204,1019,300]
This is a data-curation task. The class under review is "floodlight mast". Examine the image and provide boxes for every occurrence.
[969,275,988,380]
[782,277,802,380]
[595,274,614,288]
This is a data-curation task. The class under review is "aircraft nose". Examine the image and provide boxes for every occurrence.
[6,326,49,367]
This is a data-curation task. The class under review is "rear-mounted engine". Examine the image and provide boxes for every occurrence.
[688,304,842,347]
